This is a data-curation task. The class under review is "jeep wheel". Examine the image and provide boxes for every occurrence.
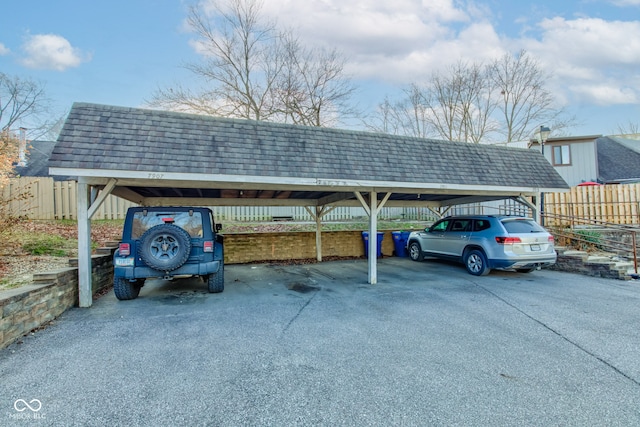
[138,223,192,271]
[114,277,142,300]
[207,264,224,293]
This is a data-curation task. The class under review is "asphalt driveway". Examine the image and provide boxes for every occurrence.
[2,257,640,426]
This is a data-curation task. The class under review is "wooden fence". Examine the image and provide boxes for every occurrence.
[4,177,640,225]
[2,177,135,220]
[1,177,434,222]
[544,184,640,226]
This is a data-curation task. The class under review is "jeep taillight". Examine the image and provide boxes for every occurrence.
[495,236,522,244]
[118,243,130,256]
[203,241,213,252]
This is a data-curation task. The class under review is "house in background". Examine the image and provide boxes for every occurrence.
[13,140,74,181]
[529,134,640,186]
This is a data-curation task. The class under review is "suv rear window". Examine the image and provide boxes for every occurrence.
[501,218,545,234]
[131,211,204,239]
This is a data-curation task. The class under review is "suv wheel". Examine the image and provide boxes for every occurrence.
[464,249,490,276]
[207,263,224,293]
[113,277,142,300]
[408,241,424,261]
[138,223,192,271]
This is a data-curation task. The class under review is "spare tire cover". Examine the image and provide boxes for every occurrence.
[138,223,192,271]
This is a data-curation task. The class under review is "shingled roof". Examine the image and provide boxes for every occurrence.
[49,102,568,206]
[597,136,640,184]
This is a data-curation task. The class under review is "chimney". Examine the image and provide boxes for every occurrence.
[17,127,27,167]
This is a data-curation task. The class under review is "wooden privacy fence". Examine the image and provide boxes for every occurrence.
[544,184,640,226]
[6,177,639,225]
[2,177,135,220]
[2,177,434,222]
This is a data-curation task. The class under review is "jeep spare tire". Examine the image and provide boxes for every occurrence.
[138,223,192,271]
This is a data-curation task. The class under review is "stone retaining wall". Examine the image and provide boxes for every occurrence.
[0,247,116,350]
[549,247,633,280]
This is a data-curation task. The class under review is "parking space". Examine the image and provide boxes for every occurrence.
[2,258,640,425]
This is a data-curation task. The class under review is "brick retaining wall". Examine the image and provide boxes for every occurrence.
[223,230,399,263]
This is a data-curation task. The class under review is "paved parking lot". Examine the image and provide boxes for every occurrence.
[2,257,640,426]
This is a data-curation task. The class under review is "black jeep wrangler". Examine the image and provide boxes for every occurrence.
[113,206,224,300]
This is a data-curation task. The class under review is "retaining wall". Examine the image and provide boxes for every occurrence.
[0,248,116,350]
[223,230,399,263]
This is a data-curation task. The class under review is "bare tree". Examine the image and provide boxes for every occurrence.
[149,0,281,120]
[616,120,640,135]
[367,62,498,142]
[369,51,574,143]
[425,61,498,143]
[276,32,358,127]
[365,86,434,138]
[149,0,357,126]
[364,96,405,135]
[0,73,52,137]
[489,50,560,142]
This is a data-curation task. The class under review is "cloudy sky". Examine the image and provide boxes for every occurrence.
[1,0,639,138]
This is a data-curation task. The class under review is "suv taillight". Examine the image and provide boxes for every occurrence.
[203,241,213,253]
[118,243,130,256]
[495,236,522,244]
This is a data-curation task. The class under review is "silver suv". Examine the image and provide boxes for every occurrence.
[406,215,556,276]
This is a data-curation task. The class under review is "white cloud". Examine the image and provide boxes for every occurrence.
[0,42,9,55]
[192,0,640,108]
[608,0,640,6]
[569,82,637,105]
[20,34,90,71]
[520,17,640,106]
[255,0,503,83]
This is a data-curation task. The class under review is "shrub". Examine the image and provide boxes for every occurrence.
[573,229,602,251]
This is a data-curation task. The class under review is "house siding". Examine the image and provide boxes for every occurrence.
[544,140,598,186]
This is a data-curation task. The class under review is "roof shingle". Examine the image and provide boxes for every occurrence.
[49,102,568,190]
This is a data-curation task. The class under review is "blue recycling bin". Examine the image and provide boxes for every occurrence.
[392,231,411,257]
[362,231,384,258]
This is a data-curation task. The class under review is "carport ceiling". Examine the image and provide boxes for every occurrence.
[48,103,569,207]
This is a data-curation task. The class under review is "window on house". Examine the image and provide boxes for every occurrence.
[552,145,571,166]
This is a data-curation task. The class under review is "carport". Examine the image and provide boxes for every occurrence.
[48,103,569,307]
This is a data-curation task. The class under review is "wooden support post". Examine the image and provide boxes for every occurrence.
[368,191,378,284]
[305,205,338,262]
[77,182,92,308]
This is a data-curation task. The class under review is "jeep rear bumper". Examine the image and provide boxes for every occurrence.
[115,260,221,280]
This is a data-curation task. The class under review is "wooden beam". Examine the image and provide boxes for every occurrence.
[87,178,117,219]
